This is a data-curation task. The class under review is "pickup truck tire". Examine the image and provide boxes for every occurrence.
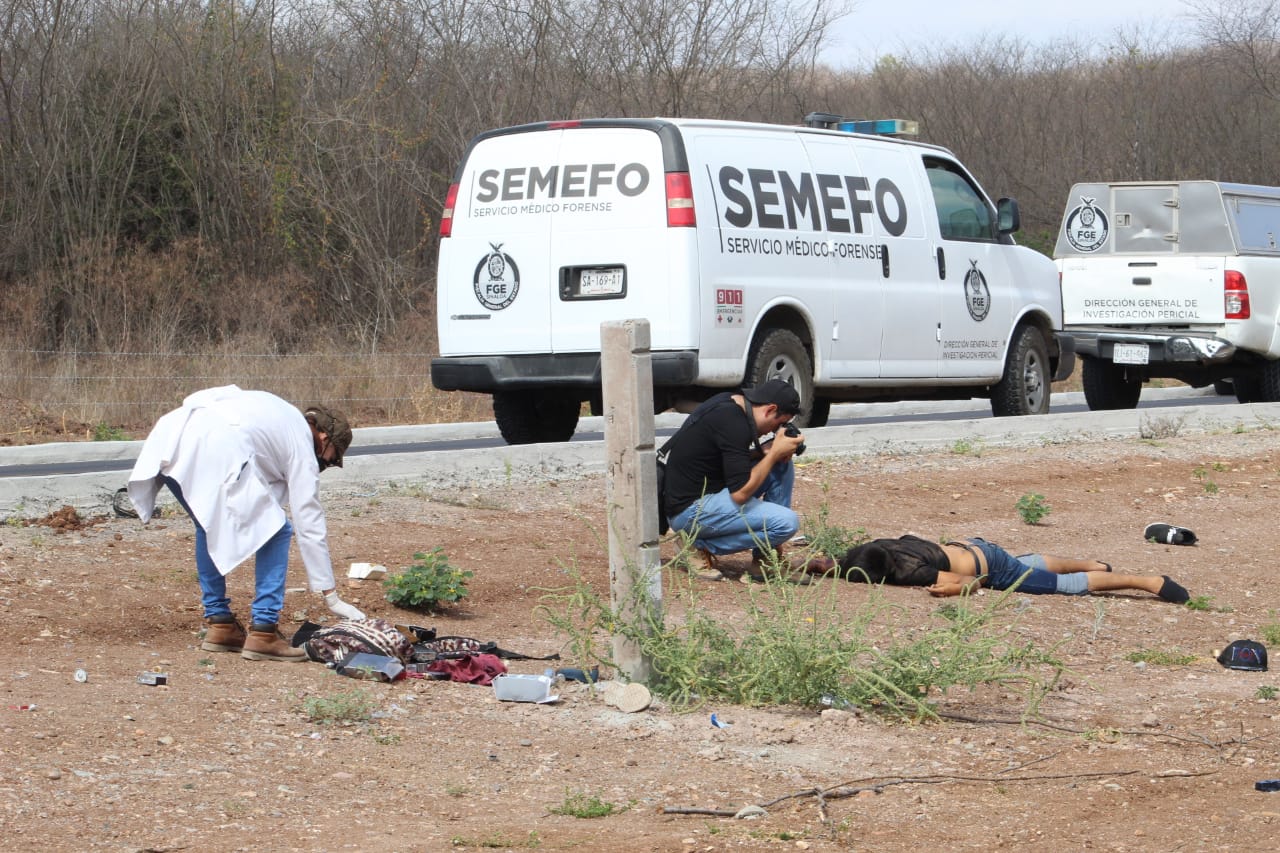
[1255,360,1280,402]
[1081,357,1142,410]
[744,328,819,428]
[1234,374,1262,403]
[493,391,581,445]
[991,326,1050,416]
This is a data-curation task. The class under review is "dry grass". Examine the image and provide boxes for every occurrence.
[0,346,492,442]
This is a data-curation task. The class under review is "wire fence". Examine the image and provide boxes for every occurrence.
[0,348,493,441]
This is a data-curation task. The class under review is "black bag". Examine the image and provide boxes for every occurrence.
[655,446,672,535]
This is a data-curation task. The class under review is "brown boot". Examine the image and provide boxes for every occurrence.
[201,615,247,652]
[242,623,307,662]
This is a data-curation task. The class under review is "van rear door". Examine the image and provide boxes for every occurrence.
[437,124,673,358]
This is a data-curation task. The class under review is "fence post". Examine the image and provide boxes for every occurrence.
[600,319,661,683]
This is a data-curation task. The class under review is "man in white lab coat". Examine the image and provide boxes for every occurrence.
[128,386,365,662]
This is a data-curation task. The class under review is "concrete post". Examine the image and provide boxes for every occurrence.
[600,319,662,683]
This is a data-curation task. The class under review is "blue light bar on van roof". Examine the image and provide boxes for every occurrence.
[836,118,919,137]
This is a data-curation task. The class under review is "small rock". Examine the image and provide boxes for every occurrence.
[45,768,61,780]
[157,735,175,746]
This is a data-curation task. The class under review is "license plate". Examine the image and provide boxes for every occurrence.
[1113,343,1149,365]
[580,268,624,296]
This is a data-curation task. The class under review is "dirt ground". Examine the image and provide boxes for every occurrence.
[3,426,1280,852]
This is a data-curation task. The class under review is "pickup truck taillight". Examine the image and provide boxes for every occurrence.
[1225,270,1250,320]
[665,172,696,227]
[439,183,459,237]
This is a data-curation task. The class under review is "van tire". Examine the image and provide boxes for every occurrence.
[744,328,817,428]
[991,326,1050,416]
[1081,357,1142,410]
[493,391,581,445]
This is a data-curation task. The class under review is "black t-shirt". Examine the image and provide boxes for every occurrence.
[663,393,758,517]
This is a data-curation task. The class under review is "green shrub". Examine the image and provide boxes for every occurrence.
[1015,493,1051,525]
[538,548,1063,720]
[550,789,625,818]
[800,489,866,560]
[303,689,378,724]
[383,547,472,610]
[92,422,128,441]
[1125,648,1198,666]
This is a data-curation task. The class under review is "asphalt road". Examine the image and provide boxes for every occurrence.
[0,386,1263,516]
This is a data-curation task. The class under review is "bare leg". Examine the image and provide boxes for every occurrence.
[1041,555,1111,574]
[1085,572,1189,603]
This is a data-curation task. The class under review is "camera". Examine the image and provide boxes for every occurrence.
[782,421,806,456]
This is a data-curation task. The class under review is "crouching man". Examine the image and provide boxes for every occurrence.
[128,385,365,662]
[663,380,832,582]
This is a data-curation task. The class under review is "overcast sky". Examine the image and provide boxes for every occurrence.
[822,0,1198,68]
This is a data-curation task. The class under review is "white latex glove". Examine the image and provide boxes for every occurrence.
[324,590,365,621]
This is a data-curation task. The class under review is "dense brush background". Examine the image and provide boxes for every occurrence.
[1,0,1275,433]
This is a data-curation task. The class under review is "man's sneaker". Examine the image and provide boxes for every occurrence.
[201,615,246,653]
[242,624,307,662]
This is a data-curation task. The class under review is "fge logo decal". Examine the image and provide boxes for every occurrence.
[473,242,520,310]
[1064,196,1109,253]
[964,260,990,322]
[715,287,744,326]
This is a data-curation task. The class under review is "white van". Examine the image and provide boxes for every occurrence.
[1054,181,1280,408]
[433,114,1072,444]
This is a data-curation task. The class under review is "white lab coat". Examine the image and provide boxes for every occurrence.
[127,385,337,592]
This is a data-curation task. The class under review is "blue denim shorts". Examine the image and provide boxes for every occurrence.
[965,538,1079,595]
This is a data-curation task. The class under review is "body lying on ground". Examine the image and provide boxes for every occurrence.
[831,535,1189,603]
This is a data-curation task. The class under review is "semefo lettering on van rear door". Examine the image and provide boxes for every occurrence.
[471,163,649,216]
[716,167,904,260]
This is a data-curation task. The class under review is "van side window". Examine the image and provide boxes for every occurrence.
[925,159,995,242]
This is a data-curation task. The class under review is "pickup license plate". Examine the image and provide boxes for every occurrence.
[579,268,624,296]
[1113,343,1149,365]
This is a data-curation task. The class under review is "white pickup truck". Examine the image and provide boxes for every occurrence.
[1054,181,1280,408]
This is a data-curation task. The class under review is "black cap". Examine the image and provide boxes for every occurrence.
[742,379,801,415]
[1218,639,1267,672]
[304,405,352,468]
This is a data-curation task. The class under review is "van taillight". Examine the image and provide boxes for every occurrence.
[439,183,459,238]
[1225,269,1250,319]
[665,172,696,227]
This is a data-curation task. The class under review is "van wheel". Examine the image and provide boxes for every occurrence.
[745,328,818,427]
[1081,357,1142,410]
[991,326,1050,416]
[493,391,581,445]
[808,397,831,428]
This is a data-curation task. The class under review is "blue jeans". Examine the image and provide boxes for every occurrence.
[162,476,292,625]
[669,461,798,556]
